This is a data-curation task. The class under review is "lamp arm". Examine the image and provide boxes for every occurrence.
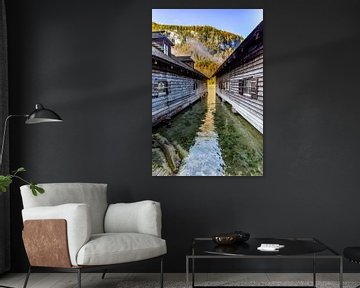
[0,114,28,169]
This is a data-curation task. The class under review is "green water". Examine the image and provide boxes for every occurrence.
[214,100,263,176]
[152,86,263,176]
[153,99,207,152]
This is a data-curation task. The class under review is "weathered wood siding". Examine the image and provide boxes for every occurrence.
[216,52,263,134]
[152,69,207,125]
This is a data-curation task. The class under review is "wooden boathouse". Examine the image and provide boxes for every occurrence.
[152,32,208,126]
[214,21,264,134]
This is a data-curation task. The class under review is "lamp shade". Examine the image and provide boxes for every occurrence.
[25,104,63,124]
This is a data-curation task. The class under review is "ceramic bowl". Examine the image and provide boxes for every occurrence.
[212,234,238,245]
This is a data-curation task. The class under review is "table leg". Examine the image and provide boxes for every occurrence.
[192,246,195,288]
[313,254,316,287]
[186,257,189,288]
[192,257,195,288]
[339,257,343,288]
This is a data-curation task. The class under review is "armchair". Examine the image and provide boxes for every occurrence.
[20,183,166,288]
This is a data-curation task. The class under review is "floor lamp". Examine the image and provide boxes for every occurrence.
[0,103,63,167]
[0,103,62,288]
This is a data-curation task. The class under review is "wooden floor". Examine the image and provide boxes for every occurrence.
[0,273,359,288]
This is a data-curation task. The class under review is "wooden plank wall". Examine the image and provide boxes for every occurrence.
[216,53,263,134]
[152,69,207,125]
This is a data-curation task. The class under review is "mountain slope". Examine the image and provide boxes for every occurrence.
[152,22,243,77]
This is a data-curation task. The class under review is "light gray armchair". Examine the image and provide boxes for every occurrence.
[20,183,166,288]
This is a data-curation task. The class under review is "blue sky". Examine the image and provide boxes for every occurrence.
[152,9,263,38]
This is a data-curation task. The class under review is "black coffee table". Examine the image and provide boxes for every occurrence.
[186,237,342,288]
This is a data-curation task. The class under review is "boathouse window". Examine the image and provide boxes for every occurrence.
[225,81,230,91]
[193,81,197,90]
[239,79,244,94]
[250,78,258,99]
[163,44,169,56]
[239,78,252,95]
[157,80,169,96]
[239,78,258,98]
[244,79,251,95]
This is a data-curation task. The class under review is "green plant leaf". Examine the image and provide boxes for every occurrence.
[15,167,26,173]
[30,182,38,196]
[29,182,44,196]
[35,185,45,194]
[11,167,26,175]
[0,175,13,192]
[0,167,45,196]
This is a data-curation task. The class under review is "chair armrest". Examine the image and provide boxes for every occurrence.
[104,200,162,237]
[22,203,91,266]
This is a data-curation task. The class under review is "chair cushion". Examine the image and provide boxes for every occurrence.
[344,247,360,263]
[76,233,167,266]
[21,183,108,234]
[105,201,162,237]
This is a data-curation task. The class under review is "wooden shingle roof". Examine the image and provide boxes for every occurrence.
[152,31,174,46]
[152,47,207,80]
[213,21,263,77]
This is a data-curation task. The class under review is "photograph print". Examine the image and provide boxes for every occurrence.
[152,9,263,176]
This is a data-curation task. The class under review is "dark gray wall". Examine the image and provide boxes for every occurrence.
[5,0,360,273]
[0,0,10,274]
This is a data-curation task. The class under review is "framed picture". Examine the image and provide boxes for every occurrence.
[152,9,263,176]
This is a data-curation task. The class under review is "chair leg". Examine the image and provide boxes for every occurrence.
[77,269,81,288]
[160,257,164,288]
[101,270,107,279]
[23,266,31,288]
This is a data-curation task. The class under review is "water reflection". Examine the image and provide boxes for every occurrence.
[178,84,224,176]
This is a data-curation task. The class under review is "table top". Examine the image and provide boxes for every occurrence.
[189,237,340,258]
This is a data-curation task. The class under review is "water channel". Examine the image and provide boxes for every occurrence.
[152,82,263,176]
